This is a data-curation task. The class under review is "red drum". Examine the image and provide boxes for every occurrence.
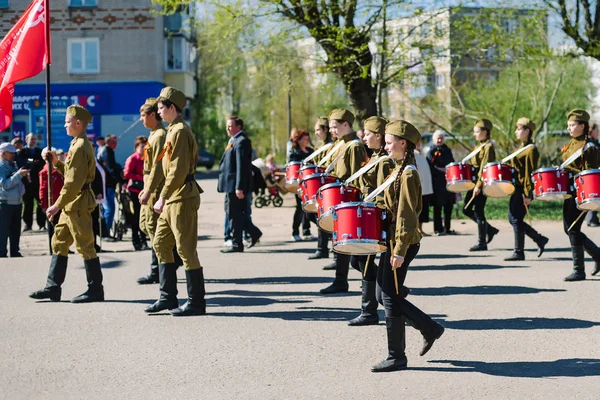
[446,162,477,193]
[482,162,515,198]
[300,173,338,213]
[574,170,600,211]
[316,183,361,232]
[532,167,572,201]
[332,202,387,255]
[285,162,302,191]
[298,164,324,181]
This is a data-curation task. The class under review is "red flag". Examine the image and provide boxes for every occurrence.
[0,0,50,131]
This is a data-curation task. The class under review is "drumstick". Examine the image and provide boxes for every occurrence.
[568,211,587,232]
[363,254,372,278]
[464,193,476,210]
[523,195,533,227]
[393,268,399,296]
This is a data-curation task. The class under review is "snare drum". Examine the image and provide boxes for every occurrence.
[298,164,324,181]
[300,173,338,213]
[446,162,477,193]
[532,167,572,201]
[574,169,600,211]
[332,202,387,255]
[285,162,302,191]
[316,183,361,232]
[482,162,515,198]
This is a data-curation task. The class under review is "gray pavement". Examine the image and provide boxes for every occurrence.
[1,176,600,399]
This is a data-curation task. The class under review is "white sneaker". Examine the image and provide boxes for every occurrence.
[302,235,315,241]
[291,235,302,242]
[223,239,232,247]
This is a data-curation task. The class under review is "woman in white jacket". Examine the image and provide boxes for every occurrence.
[414,141,433,236]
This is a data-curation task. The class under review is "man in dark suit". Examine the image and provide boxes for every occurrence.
[18,133,46,231]
[218,116,262,253]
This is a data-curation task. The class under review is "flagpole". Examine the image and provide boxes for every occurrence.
[45,0,53,253]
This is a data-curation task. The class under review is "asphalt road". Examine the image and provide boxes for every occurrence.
[1,177,599,399]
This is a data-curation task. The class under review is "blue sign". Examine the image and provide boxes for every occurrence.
[12,121,26,139]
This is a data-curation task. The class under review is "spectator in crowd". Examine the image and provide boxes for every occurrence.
[123,136,149,251]
[587,122,600,227]
[97,134,122,238]
[427,130,456,235]
[287,129,314,241]
[56,149,66,162]
[95,136,105,156]
[39,147,64,251]
[415,140,433,236]
[18,133,46,232]
[92,159,107,252]
[0,143,28,258]
[11,138,24,152]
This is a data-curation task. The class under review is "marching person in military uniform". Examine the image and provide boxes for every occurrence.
[320,109,368,294]
[505,118,548,261]
[462,119,500,251]
[30,105,105,303]
[372,119,444,373]
[137,98,182,285]
[144,87,206,316]
[561,109,600,281]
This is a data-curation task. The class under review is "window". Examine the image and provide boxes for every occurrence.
[435,74,446,89]
[0,0,8,9]
[67,38,99,74]
[503,19,517,34]
[166,37,190,72]
[435,21,444,37]
[69,0,97,7]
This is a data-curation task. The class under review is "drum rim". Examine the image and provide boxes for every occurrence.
[574,169,600,179]
[333,201,378,210]
[300,173,336,182]
[299,164,320,170]
[532,167,564,174]
[483,180,515,186]
[317,212,334,232]
[286,161,303,167]
[534,192,571,199]
[285,179,300,185]
[317,181,360,194]
[577,197,600,210]
[446,180,476,184]
[446,161,471,168]
[332,239,387,255]
[483,161,508,168]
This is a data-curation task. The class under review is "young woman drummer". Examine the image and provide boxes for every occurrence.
[372,119,444,373]
[463,119,500,251]
[347,116,395,326]
[561,109,600,281]
[505,118,548,261]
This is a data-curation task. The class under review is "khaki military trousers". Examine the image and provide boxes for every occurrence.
[139,195,159,241]
[52,209,97,260]
[153,196,201,270]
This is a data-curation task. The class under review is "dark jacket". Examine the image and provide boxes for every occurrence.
[97,146,122,189]
[217,131,253,194]
[17,146,43,189]
[427,144,455,205]
[287,146,314,163]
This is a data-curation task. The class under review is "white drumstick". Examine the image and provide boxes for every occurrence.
[501,144,535,164]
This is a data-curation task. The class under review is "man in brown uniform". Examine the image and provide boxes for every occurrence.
[145,87,206,316]
[30,105,104,303]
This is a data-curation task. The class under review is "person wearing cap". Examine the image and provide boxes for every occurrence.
[347,116,396,326]
[586,122,600,227]
[29,105,105,303]
[319,108,368,295]
[505,118,549,262]
[562,109,600,281]
[462,119,500,252]
[145,86,206,316]
[427,130,456,235]
[0,142,28,258]
[371,119,444,373]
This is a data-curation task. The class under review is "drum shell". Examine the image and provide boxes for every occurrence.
[531,167,572,201]
[482,162,515,198]
[300,174,338,213]
[285,162,302,191]
[317,183,361,232]
[332,202,387,255]
[445,162,476,193]
[298,165,324,181]
[574,169,600,211]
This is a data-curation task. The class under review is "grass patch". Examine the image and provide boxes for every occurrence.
[451,196,564,220]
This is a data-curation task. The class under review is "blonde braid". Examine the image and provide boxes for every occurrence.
[392,141,416,217]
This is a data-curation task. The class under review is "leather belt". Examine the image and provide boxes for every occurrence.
[184,174,195,183]
[144,170,151,175]
[81,183,90,190]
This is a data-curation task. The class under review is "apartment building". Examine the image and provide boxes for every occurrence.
[0,0,197,161]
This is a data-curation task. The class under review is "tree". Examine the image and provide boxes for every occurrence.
[544,0,600,59]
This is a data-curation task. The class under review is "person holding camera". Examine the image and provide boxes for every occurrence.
[123,136,149,251]
[0,143,28,257]
[17,133,46,232]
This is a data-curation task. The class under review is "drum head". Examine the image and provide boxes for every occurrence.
[483,182,515,198]
[333,240,386,256]
[535,193,571,201]
[285,182,299,192]
[302,201,318,213]
[577,199,600,211]
[317,213,334,233]
[446,181,475,193]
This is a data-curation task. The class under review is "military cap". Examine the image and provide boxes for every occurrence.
[144,97,158,107]
[363,116,387,136]
[158,87,187,110]
[474,119,493,131]
[567,108,590,122]
[316,116,329,127]
[385,119,421,145]
[66,105,92,124]
[0,142,17,153]
[516,117,536,132]
[328,109,355,125]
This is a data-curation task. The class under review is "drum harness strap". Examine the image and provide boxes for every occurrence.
[364,164,416,204]
[303,142,334,165]
[325,139,362,174]
[344,155,390,185]
[317,141,345,167]
[461,143,487,163]
[501,144,535,164]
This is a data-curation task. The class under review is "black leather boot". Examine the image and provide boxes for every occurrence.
[469,221,488,251]
[145,263,179,312]
[348,280,379,326]
[371,317,407,372]
[564,246,586,282]
[29,254,68,301]
[320,254,349,294]
[486,223,499,244]
[171,268,207,316]
[308,250,328,260]
[323,251,337,270]
[505,230,525,261]
[582,236,600,276]
[71,258,105,303]
[137,249,159,284]
[401,299,445,356]
[524,225,549,258]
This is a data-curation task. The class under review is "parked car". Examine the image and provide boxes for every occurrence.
[197,149,216,170]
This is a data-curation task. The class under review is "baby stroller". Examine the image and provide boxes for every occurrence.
[110,182,130,241]
[252,158,286,208]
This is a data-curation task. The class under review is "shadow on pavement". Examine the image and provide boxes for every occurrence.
[206,276,354,285]
[211,289,359,298]
[410,264,527,271]
[417,358,600,378]
[100,260,123,269]
[207,297,310,307]
[416,254,490,260]
[410,286,566,296]
[209,308,359,321]
[441,317,600,330]
[250,248,318,254]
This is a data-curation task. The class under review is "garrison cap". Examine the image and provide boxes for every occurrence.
[0,142,17,153]
[158,87,187,110]
[385,119,421,145]
[363,116,387,136]
[474,119,493,131]
[316,116,329,127]
[567,109,590,122]
[516,117,536,132]
[66,105,92,124]
[328,109,355,126]
[144,97,158,107]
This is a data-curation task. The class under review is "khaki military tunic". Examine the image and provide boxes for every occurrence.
[139,125,167,239]
[384,159,422,257]
[153,115,203,270]
[312,138,335,166]
[358,148,395,209]
[510,141,539,199]
[52,133,97,260]
[331,132,368,180]
[471,138,495,190]
[562,135,600,176]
